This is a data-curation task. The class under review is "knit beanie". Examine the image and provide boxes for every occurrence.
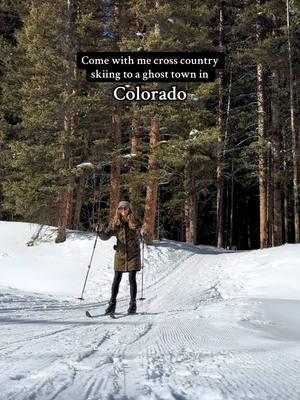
[117,200,131,209]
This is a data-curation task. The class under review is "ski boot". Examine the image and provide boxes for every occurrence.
[128,300,137,315]
[105,300,116,315]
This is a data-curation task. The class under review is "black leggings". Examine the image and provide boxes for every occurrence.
[111,271,137,302]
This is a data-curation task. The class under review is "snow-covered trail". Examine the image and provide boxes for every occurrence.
[1,223,300,399]
[1,263,300,399]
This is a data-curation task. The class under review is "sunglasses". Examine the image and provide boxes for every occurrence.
[119,207,129,210]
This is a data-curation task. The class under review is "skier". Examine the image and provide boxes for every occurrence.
[97,201,145,315]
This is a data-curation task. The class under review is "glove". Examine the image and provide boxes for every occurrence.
[96,223,104,233]
[140,227,146,238]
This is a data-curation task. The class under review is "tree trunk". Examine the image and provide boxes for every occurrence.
[56,0,77,243]
[143,1,161,244]
[184,160,197,244]
[257,62,268,249]
[73,174,85,230]
[267,145,273,246]
[131,118,139,156]
[154,0,160,37]
[286,0,299,242]
[56,177,75,243]
[283,126,289,243]
[229,161,234,249]
[143,116,160,245]
[224,67,233,249]
[128,117,140,206]
[56,190,67,244]
[256,0,268,249]
[216,0,225,248]
[110,111,121,220]
[271,69,282,246]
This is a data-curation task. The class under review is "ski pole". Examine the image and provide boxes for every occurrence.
[78,232,98,300]
[139,237,146,301]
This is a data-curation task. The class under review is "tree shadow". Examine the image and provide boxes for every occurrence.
[0,317,133,326]
[152,239,234,255]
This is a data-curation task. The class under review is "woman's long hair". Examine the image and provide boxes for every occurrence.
[112,206,139,231]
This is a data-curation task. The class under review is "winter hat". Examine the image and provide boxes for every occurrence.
[117,200,131,209]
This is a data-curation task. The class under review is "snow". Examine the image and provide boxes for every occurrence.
[1,221,300,400]
[123,154,137,158]
[76,162,94,169]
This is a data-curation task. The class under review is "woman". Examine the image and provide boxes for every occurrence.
[98,201,145,315]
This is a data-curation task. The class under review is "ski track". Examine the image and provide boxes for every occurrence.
[1,247,300,399]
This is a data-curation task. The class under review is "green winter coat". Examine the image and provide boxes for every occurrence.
[99,220,141,272]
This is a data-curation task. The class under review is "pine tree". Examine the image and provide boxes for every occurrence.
[2,0,111,234]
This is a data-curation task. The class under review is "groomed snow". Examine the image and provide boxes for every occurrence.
[1,221,300,400]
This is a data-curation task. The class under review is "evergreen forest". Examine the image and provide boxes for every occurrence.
[0,0,299,249]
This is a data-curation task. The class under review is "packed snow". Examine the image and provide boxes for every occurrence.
[1,221,300,400]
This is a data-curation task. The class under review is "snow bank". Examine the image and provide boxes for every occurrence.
[0,221,193,300]
[211,244,300,301]
[1,221,300,303]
